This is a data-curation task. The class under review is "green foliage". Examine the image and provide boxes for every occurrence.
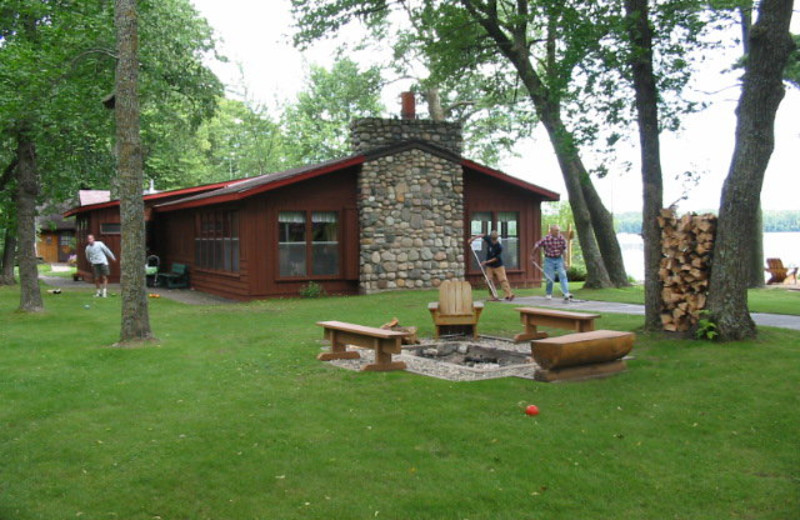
[0,283,798,518]
[694,310,719,341]
[786,33,800,89]
[566,265,587,282]
[282,58,384,164]
[299,281,326,298]
[0,0,224,200]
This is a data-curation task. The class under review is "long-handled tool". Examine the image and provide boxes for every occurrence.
[531,259,555,285]
[471,246,499,300]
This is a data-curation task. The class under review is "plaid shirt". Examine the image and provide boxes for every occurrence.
[534,234,567,258]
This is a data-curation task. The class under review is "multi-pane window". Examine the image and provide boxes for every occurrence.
[100,222,121,235]
[195,210,239,272]
[279,211,339,278]
[469,211,520,270]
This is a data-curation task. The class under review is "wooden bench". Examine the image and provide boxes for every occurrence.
[316,320,409,372]
[160,263,189,289]
[513,307,600,342]
[531,329,635,382]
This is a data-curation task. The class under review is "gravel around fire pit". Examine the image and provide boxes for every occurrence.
[321,335,541,382]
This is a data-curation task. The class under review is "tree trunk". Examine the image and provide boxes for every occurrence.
[578,166,630,287]
[747,205,765,288]
[708,0,794,341]
[15,125,44,312]
[539,117,612,288]
[425,87,446,121]
[625,0,665,331]
[462,0,621,288]
[116,0,153,342]
[739,5,765,289]
[1,228,17,285]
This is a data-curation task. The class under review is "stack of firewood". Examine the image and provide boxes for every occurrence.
[657,209,716,332]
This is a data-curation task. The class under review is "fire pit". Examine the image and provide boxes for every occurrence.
[323,335,540,381]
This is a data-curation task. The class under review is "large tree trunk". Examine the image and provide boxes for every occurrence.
[1,228,17,285]
[578,163,630,287]
[15,125,44,312]
[463,5,612,287]
[116,0,153,342]
[708,0,794,341]
[539,111,612,288]
[739,5,766,289]
[625,0,665,331]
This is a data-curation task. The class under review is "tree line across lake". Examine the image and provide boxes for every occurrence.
[614,210,800,234]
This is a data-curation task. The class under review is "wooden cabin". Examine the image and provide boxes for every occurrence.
[66,113,559,300]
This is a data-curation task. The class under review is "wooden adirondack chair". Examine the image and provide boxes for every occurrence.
[428,280,484,339]
[765,258,798,285]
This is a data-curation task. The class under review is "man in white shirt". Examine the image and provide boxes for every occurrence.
[85,234,116,297]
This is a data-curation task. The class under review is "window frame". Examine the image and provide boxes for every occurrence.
[277,210,341,280]
[100,222,121,235]
[468,210,521,272]
[194,210,240,274]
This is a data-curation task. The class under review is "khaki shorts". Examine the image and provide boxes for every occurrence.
[92,263,110,278]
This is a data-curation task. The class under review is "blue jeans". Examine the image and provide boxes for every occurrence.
[543,256,569,296]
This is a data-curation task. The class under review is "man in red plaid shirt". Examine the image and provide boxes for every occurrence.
[532,225,571,300]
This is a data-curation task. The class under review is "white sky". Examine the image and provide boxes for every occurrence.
[189,0,800,213]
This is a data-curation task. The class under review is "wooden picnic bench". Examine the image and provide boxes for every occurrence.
[316,320,408,372]
[531,329,635,382]
[513,307,600,342]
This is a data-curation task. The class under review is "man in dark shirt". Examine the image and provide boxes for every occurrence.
[468,230,515,301]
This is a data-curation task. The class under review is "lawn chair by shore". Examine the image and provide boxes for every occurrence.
[765,258,798,285]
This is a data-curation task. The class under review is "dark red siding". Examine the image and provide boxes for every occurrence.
[463,168,545,289]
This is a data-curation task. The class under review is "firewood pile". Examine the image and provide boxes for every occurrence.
[658,209,716,332]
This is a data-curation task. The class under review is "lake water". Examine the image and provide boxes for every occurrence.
[618,232,800,282]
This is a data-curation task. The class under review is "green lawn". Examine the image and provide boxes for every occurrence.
[1,283,798,519]
[513,282,800,316]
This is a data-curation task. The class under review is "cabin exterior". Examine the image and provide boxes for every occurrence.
[66,113,559,300]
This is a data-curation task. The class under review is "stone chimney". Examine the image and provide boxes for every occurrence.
[349,92,463,156]
[352,92,466,294]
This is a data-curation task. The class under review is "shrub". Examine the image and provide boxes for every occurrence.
[299,281,325,298]
[566,266,587,282]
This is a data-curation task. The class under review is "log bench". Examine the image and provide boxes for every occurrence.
[513,307,601,342]
[531,329,635,382]
[316,320,408,372]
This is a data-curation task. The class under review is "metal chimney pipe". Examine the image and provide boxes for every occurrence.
[400,91,416,120]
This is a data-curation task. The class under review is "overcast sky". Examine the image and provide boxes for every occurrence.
[189,0,800,214]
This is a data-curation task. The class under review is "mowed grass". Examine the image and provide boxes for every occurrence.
[1,283,798,519]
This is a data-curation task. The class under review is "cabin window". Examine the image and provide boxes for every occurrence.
[469,211,520,270]
[195,210,239,272]
[279,211,339,278]
[100,222,121,235]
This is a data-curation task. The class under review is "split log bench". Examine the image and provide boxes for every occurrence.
[531,329,635,382]
[316,320,408,372]
[513,307,600,342]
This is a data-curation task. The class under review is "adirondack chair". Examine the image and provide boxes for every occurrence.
[765,258,798,285]
[428,280,484,339]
